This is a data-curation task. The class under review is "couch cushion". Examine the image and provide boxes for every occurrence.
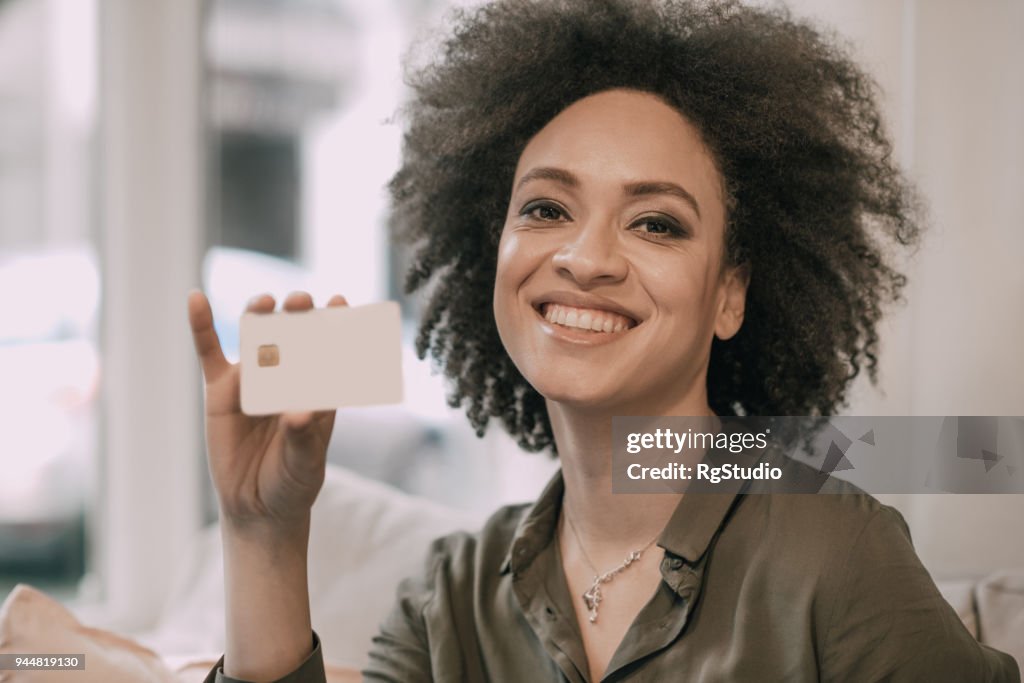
[935,578,979,638]
[140,464,481,669]
[0,584,179,682]
[976,570,1024,673]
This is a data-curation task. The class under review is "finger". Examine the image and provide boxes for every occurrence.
[246,293,276,313]
[282,411,314,431]
[187,289,230,383]
[282,291,314,312]
[326,294,349,307]
[284,409,335,442]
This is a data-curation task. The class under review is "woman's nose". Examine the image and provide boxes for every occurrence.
[550,217,628,287]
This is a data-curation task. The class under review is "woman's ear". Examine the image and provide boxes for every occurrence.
[714,262,750,341]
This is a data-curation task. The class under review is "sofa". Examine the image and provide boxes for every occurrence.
[1,464,1021,681]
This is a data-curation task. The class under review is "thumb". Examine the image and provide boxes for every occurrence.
[282,411,315,431]
[280,411,328,476]
[283,409,336,439]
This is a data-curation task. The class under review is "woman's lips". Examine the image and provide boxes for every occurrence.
[532,303,638,345]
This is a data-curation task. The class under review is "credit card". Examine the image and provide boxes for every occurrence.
[239,301,403,415]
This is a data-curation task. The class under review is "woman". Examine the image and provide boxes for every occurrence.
[190,0,1019,681]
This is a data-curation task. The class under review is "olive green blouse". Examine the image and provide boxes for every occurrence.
[205,469,1020,682]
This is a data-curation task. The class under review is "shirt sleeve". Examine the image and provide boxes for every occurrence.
[201,630,327,683]
[820,506,1021,683]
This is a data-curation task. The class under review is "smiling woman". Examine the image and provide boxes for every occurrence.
[195,1,1020,682]
[494,89,747,417]
[391,2,921,456]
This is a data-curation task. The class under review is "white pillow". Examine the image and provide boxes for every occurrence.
[975,570,1024,673]
[935,578,979,638]
[139,464,481,669]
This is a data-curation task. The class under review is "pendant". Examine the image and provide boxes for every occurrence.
[582,577,603,623]
[562,507,660,628]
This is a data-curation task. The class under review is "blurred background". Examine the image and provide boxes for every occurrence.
[0,0,1021,633]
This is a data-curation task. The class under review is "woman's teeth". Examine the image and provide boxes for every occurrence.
[542,303,633,333]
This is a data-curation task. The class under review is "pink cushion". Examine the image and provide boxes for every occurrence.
[0,583,362,682]
[0,584,179,682]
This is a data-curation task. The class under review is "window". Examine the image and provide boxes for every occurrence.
[0,0,98,601]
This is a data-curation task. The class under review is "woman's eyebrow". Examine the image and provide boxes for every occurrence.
[624,181,702,220]
[515,166,702,219]
[515,166,579,192]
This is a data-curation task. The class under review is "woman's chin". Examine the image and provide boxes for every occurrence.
[532,381,627,414]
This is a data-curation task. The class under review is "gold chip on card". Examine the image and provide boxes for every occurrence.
[257,344,279,367]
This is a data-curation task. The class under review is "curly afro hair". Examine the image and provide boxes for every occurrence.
[388,0,921,454]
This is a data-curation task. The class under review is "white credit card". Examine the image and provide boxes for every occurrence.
[239,301,403,416]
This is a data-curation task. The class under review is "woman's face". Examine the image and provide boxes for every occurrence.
[493,88,748,415]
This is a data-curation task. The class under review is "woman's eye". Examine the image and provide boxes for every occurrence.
[632,216,686,238]
[522,202,566,221]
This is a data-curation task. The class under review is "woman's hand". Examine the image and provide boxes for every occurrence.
[187,289,348,535]
[188,290,342,680]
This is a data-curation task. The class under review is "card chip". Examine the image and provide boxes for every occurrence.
[257,344,280,367]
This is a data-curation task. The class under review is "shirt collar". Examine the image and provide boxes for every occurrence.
[657,446,748,562]
[500,469,565,576]
[500,463,745,576]
[656,487,744,563]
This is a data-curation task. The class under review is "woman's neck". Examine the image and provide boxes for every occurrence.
[547,393,715,564]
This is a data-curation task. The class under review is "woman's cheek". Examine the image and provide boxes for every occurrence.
[493,233,522,348]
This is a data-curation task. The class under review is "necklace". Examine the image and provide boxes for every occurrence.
[562,508,660,625]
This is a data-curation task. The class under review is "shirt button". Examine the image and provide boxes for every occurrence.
[669,557,684,570]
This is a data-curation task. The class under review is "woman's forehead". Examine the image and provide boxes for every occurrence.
[513,89,725,222]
